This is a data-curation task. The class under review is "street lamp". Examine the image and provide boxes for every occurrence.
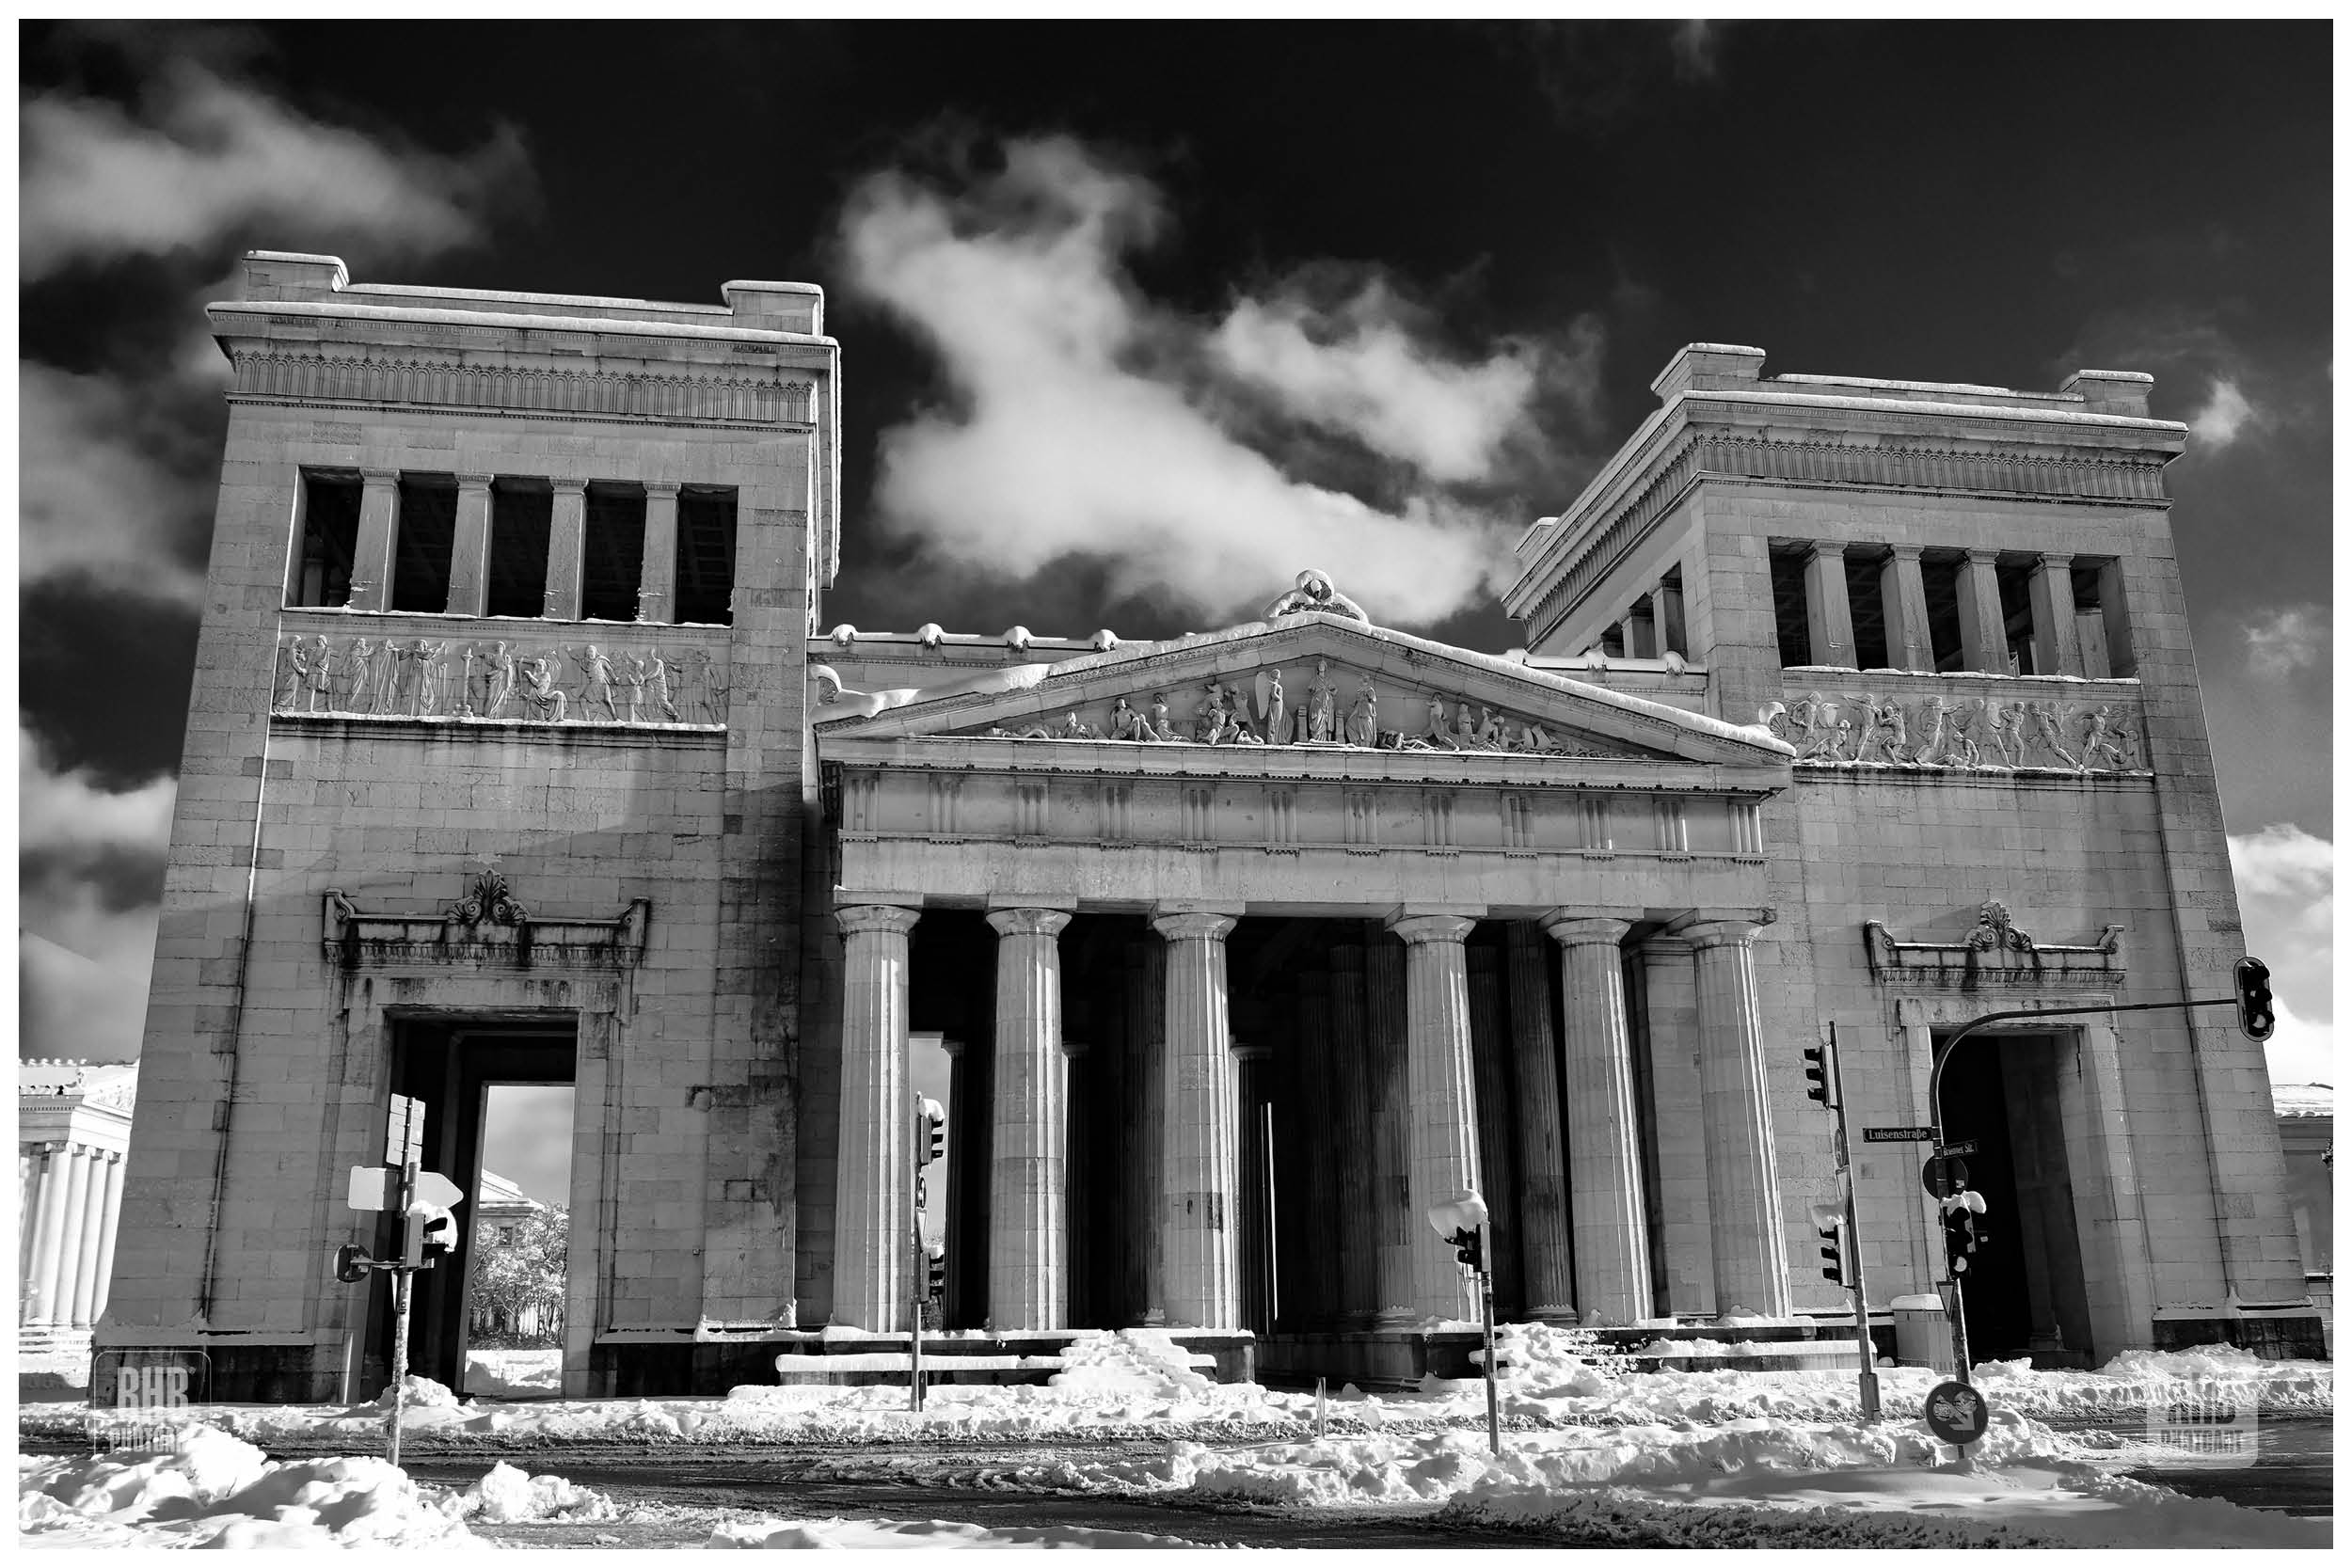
[1425,1189,1501,1455]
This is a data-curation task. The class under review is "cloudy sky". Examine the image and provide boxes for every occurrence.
[18,21,2332,1096]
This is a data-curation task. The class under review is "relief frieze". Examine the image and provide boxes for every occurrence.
[1758,690,2146,774]
[273,631,728,728]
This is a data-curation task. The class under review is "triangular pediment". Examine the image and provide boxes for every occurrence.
[814,614,1791,771]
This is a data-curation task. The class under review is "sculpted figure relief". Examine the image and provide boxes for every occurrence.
[1758,686,2144,774]
[1345,677,1378,747]
[1306,659,1339,742]
[272,632,725,728]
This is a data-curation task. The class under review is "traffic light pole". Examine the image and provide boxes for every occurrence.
[1476,1227,1500,1456]
[1826,1026,1882,1421]
[387,1159,417,1468]
[1928,993,2248,1387]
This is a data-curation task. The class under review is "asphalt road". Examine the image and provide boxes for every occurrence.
[2115,1415,2335,1519]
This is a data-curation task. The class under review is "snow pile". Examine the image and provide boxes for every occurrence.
[446,1460,619,1524]
[463,1346,563,1397]
[1046,1329,1216,1396]
[371,1372,463,1410]
[706,1514,1199,1548]
[18,1424,474,1548]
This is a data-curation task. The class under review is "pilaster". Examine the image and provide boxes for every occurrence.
[1955,548,2008,673]
[638,481,681,624]
[2028,552,2085,676]
[348,467,400,612]
[1802,542,1855,669]
[1880,545,1932,672]
[546,478,588,622]
[445,473,495,616]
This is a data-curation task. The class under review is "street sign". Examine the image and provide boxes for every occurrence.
[1864,1126,1936,1143]
[1924,1379,1989,1445]
[386,1095,424,1167]
[411,1171,467,1209]
[1937,1139,1980,1158]
[1921,1154,1971,1198]
[346,1166,393,1212]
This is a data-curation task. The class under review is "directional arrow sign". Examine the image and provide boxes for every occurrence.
[411,1171,467,1209]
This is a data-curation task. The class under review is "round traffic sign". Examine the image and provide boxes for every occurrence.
[1920,1154,1970,1198]
[1924,1379,1989,1445]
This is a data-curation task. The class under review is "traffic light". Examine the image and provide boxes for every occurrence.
[925,1242,947,1302]
[1803,1041,1837,1107]
[918,1098,946,1165]
[1446,1226,1484,1273]
[405,1203,458,1269]
[335,1244,375,1284]
[2233,957,2275,1042]
[1941,1189,1987,1275]
[1812,1206,1851,1287]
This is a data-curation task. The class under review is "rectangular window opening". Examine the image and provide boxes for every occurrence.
[2072,560,2128,678]
[1994,556,2039,674]
[1920,549,1967,672]
[1769,545,1811,667]
[389,475,458,613]
[290,471,361,608]
[1843,548,1890,671]
[485,480,552,619]
[675,487,739,626]
[581,483,646,623]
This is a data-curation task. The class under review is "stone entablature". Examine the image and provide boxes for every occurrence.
[1763,673,2148,773]
[226,343,818,428]
[322,870,651,973]
[271,618,731,728]
[1863,899,2127,988]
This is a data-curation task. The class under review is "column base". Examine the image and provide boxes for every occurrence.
[1524,1304,1581,1326]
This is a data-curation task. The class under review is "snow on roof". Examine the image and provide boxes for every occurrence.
[2272,1083,2333,1117]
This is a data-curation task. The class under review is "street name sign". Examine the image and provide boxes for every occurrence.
[1864,1126,1936,1143]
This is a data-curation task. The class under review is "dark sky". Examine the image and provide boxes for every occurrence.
[17,21,2334,1079]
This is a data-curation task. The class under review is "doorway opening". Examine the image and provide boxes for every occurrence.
[365,1019,578,1399]
[1936,1029,2094,1367]
[460,1084,575,1398]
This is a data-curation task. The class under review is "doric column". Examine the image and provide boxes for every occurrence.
[347,467,401,611]
[831,903,922,1332]
[1467,942,1520,1316]
[1955,549,2008,673]
[1122,940,1168,1325]
[1152,909,1242,1329]
[638,481,681,624]
[445,473,495,616]
[2027,552,2085,676]
[1802,542,1855,669]
[1649,583,1686,657]
[1232,1042,1275,1336]
[70,1148,111,1327]
[1684,917,1793,1319]
[1546,912,1655,1325]
[985,907,1073,1330]
[1640,936,1713,1317]
[53,1148,95,1330]
[1366,936,1416,1326]
[1388,912,1483,1323]
[24,1146,70,1325]
[545,478,588,621]
[1329,943,1377,1324]
[1880,546,1932,672]
[1505,923,1576,1323]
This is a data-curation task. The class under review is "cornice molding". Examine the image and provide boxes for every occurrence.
[228,347,816,427]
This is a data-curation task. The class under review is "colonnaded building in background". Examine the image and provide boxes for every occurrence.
[99,253,2321,1400]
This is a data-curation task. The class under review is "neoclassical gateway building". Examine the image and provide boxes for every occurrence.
[99,255,2319,1399]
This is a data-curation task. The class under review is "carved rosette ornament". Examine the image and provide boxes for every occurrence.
[1757,691,2147,774]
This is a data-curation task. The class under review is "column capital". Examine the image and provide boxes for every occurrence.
[987,907,1072,939]
[1674,917,1768,950]
[359,467,401,484]
[454,472,495,490]
[1886,542,1925,561]
[1807,539,1849,561]
[550,476,589,496]
[1152,910,1237,942]
[1387,912,1477,946]
[1961,546,1999,564]
[643,481,682,499]
[1231,1041,1271,1063]
[835,903,922,938]
[939,1036,966,1059]
[1061,1037,1090,1059]
[1543,913,1634,947]
[2035,551,2075,570]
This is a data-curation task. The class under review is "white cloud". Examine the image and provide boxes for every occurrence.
[1208,284,1559,485]
[1670,20,1722,80]
[839,136,1544,628]
[2262,997,2332,1091]
[2243,605,2328,678]
[2227,824,2331,1092]
[19,727,179,1062]
[20,59,526,279]
[2185,375,2257,448]
[19,362,214,604]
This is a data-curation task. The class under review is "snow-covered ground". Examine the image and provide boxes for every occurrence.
[20,1326,2330,1549]
[462,1345,562,1398]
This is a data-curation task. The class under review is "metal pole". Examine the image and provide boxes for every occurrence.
[1479,1227,1501,1456]
[387,1158,416,1468]
[1829,1025,1881,1420]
